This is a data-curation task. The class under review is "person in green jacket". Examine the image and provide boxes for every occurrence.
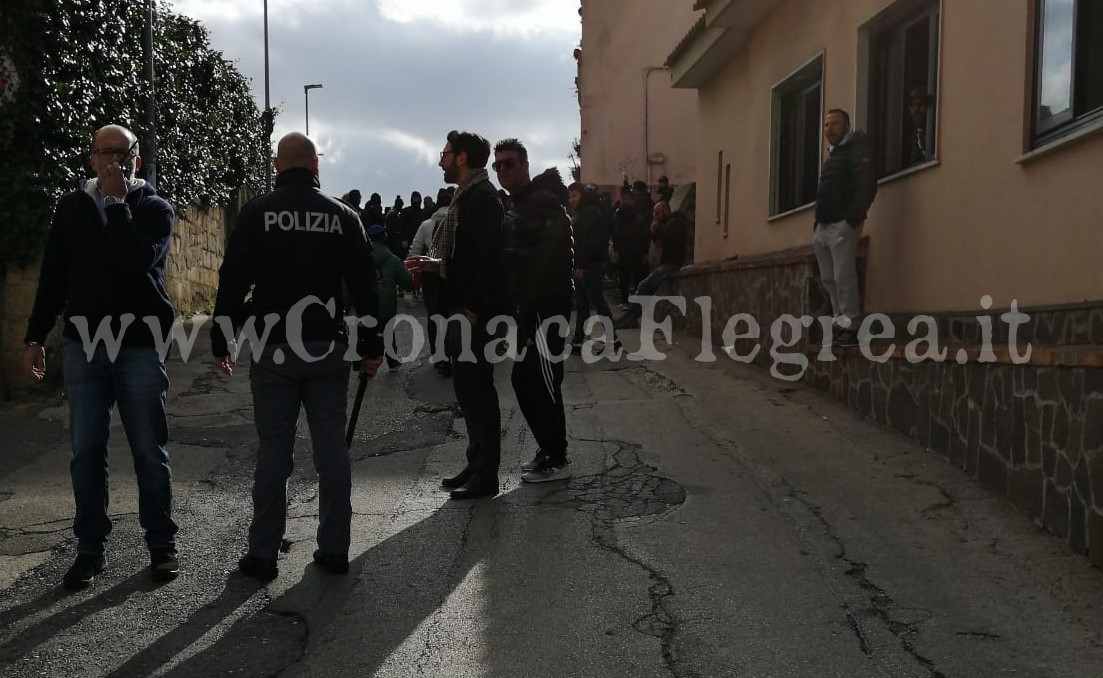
[367,225,414,368]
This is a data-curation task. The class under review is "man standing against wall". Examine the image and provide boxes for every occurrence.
[493,138,575,482]
[430,130,505,500]
[24,124,179,589]
[211,132,384,580]
[812,109,877,347]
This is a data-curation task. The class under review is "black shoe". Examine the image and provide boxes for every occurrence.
[150,547,179,582]
[63,553,106,590]
[312,550,350,574]
[449,477,499,500]
[441,467,474,489]
[238,554,278,581]
[387,357,401,369]
[435,362,452,377]
[832,327,859,348]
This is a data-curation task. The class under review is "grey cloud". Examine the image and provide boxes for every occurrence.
[168,1,580,202]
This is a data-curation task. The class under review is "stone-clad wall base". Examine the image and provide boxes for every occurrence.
[668,248,1103,566]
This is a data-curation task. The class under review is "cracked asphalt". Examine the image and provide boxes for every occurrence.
[1,304,1102,677]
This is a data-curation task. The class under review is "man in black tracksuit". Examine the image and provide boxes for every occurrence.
[430,130,506,500]
[211,132,384,579]
[813,109,877,346]
[493,138,575,483]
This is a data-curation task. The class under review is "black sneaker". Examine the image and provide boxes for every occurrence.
[150,547,179,582]
[832,327,859,348]
[238,554,278,581]
[521,450,547,472]
[63,553,106,590]
[312,550,350,574]
[521,460,572,483]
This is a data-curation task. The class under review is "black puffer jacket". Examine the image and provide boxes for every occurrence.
[814,131,877,227]
[502,168,574,312]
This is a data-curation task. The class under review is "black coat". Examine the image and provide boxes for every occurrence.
[503,168,573,312]
[442,179,506,321]
[814,131,877,227]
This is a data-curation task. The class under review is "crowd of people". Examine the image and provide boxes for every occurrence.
[20,122,692,588]
[336,172,688,359]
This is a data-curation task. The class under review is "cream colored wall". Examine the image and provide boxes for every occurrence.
[694,0,1103,313]
[580,0,699,188]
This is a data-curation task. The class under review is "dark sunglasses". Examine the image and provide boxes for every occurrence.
[492,158,519,172]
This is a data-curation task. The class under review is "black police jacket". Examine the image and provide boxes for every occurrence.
[210,168,383,358]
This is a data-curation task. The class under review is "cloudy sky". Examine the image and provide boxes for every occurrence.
[165,0,581,205]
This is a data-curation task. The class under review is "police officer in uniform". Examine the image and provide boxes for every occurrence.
[211,132,384,580]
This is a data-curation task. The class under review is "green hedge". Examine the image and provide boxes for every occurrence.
[0,0,267,267]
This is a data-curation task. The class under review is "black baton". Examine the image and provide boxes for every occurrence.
[345,371,368,448]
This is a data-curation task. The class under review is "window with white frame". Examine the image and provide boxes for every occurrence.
[770,54,823,216]
[1034,0,1103,143]
[867,0,940,177]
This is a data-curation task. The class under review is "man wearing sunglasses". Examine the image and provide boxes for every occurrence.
[493,138,575,483]
[23,124,179,589]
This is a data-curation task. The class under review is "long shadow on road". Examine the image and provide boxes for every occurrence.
[158,493,498,677]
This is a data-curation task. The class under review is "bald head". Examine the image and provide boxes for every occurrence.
[92,124,138,154]
[275,132,318,175]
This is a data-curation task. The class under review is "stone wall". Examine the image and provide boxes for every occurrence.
[0,201,233,399]
[668,249,1103,565]
[165,203,231,316]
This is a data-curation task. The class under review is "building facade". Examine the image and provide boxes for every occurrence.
[578,0,700,192]
[667,0,1103,562]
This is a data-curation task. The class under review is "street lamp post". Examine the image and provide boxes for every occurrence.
[304,83,323,136]
[263,0,272,192]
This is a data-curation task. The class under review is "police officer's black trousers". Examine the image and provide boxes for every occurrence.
[511,298,569,465]
[446,320,501,481]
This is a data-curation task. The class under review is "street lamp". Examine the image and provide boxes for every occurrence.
[304,83,323,136]
[263,0,272,192]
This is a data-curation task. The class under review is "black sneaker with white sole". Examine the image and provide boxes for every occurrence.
[521,450,547,472]
[63,553,106,590]
[522,460,572,483]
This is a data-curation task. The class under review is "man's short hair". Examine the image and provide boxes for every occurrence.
[436,187,452,208]
[447,130,491,169]
[632,180,649,194]
[493,138,528,161]
[827,108,851,127]
[567,181,585,194]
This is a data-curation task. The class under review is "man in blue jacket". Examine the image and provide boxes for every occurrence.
[24,124,179,589]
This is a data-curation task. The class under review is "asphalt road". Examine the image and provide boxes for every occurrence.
[1,303,1101,677]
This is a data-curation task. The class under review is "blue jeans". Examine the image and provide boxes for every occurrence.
[627,264,678,320]
[62,339,176,554]
[249,342,352,560]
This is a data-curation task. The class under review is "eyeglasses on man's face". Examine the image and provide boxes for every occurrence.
[92,139,138,161]
[439,150,455,161]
